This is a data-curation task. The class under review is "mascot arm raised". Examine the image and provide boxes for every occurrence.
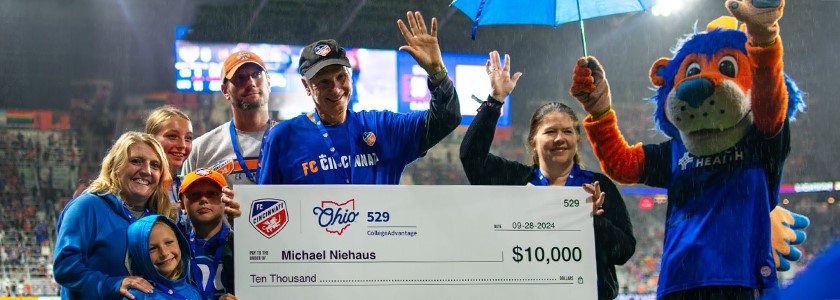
[570,57,646,184]
[728,0,809,272]
[727,0,788,136]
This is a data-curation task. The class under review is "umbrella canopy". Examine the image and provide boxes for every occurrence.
[452,0,656,55]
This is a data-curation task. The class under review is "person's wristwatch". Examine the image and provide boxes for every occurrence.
[428,67,448,82]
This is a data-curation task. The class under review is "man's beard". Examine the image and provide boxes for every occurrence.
[237,97,266,110]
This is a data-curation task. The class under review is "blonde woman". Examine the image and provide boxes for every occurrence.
[54,132,176,299]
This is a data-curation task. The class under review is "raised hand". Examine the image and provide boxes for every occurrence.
[725,0,785,45]
[397,11,445,79]
[486,51,523,102]
[570,56,611,117]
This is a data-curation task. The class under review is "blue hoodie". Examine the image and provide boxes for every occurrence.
[54,192,140,300]
[125,215,201,300]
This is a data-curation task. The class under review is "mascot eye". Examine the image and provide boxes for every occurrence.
[718,56,738,78]
[685,62,701,77]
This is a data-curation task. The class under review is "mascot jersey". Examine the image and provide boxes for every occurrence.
[258,110,424,184]
[642,121,788,297]
[574,8,806,297]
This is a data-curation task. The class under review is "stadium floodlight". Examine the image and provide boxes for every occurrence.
[651,0,696,17]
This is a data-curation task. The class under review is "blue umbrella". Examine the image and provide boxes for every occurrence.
[451,0,656,56]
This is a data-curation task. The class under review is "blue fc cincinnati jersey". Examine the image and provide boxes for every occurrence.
[642,122,789,298]
[258,110,426,184]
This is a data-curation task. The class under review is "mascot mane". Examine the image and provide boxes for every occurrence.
[650,28,805,139]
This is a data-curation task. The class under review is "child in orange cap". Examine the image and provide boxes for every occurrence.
[179,168,236,300]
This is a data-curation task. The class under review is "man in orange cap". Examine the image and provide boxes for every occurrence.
[184,50,276,187]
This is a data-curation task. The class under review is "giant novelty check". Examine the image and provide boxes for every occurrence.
[234,185,597,299]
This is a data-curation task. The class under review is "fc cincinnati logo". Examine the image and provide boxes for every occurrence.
[209,159,235,176]
[314,44,331,57]
[250,199,289,238]
[312,199,359,235]
[760,266,772,277]
[363,131,376,146]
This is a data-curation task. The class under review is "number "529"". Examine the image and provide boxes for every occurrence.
[367,211,390,222]
[563,199,579,207]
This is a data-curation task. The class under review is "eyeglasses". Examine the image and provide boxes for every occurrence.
[228,71,265,85]
[184,190,222,201]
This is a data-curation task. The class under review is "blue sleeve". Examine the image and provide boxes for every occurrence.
[641,141,672,188]
[258,124,284,184]
[770,239,840,299]
[53,196,123,299]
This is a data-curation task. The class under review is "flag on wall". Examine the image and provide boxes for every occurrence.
[5,110,35,128]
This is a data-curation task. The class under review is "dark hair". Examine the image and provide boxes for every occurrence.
[526,102,582,167]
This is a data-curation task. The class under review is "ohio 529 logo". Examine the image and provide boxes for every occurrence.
[250,199,288,238]
[313,199,359,235]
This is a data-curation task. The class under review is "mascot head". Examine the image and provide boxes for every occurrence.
[648,17,803,156]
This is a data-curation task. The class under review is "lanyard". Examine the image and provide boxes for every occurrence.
[169,176,182,203]
[189,224,229,300]
[228,119,272,183]
[530,163,586,187]
[311,110,356,184]
[169,176,193,234]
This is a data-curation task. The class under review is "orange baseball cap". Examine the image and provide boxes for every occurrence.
[222,50,267,80]
[179,168,228,198]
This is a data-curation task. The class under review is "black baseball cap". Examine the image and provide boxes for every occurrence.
[298,39,352,80]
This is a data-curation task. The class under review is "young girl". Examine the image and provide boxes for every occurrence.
[145,106,241,233]
[125,215,201,300]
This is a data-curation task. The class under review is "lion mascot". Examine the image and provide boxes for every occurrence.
[569,0,808,298]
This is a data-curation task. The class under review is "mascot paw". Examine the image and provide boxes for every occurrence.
[770,206,810,271]
[570,56,611,116]
[725,0,784,45]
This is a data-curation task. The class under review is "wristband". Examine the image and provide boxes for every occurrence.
[592,105,612,120]
[428,67,448,82]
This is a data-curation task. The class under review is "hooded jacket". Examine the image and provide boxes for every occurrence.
[125,215,201,300]
[54,192,137,300]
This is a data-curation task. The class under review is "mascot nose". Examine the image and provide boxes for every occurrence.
[676,78,715,108]
[753,0,781,9]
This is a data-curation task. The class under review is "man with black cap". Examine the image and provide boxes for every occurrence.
[258,11,460,184]
[184,50,275,187]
